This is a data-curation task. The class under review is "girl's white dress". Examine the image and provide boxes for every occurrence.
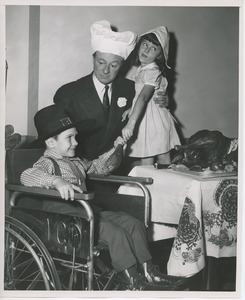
[127,62,180,158]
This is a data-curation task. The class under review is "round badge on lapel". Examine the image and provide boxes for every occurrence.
[117,97,127,108]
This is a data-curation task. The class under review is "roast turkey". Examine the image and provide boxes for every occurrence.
[172,130,238,168]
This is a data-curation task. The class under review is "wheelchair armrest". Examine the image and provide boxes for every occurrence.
[87,174,152,227]
[87,174,153,185]
[6,184,95,207]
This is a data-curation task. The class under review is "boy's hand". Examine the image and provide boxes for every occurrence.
[114,136,126,147]
[52,177,83,201]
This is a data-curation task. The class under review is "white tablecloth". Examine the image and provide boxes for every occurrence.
[119,167,193,224]
[118,166,238,277]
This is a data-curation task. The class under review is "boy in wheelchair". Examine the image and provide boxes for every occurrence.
[20,104,186,291]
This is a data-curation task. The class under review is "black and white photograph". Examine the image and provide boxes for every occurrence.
[0,1,244,299]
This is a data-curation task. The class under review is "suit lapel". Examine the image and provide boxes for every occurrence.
[77,74,107,121]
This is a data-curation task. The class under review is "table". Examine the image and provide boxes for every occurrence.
[118,166,238,277]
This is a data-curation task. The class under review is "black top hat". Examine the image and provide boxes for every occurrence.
[30,104,96,147]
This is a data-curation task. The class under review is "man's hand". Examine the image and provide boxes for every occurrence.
[153,90,169,108]
[52,177,83,200]
[121,109,130,122]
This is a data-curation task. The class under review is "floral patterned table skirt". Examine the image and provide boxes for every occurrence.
[118,166,238,277]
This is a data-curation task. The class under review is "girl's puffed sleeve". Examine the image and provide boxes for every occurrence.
[143,68,162,88]
[158,76,168,92]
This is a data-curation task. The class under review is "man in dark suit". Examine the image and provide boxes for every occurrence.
[54,20,136,161]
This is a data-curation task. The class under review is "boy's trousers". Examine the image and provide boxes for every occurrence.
[98,211,152,272]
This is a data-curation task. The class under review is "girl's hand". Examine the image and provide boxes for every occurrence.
[122,125,134,141]
[52,177,83,201]
[122,109,130,122]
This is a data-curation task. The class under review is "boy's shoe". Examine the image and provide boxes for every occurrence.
[123,271,178,291]
[131,275,178,291]
[144,263,189,287]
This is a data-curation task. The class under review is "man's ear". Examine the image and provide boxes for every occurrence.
[45,137,55,148]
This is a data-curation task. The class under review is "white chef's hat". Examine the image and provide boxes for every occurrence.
[141,26,170,68]
[91,20,137,60]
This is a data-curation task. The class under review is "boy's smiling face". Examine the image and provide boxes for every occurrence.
[48,127,78,157]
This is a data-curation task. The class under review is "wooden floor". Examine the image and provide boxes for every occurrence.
[149,238,236,291]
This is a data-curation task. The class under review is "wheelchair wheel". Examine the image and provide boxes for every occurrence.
[89,248,129,291]
[93,257,128,290]
[5,216,61,290]
[52,252,128,290]
[52,254,125,290]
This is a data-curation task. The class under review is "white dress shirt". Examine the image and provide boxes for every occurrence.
[92,73,112,104]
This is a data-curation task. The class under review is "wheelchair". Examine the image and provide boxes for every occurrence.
[4,147,153,291]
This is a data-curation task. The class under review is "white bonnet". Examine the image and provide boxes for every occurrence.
[141,26,170,68]
[91,20,137,60]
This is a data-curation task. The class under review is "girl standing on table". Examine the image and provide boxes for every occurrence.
[122,26,180,165]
